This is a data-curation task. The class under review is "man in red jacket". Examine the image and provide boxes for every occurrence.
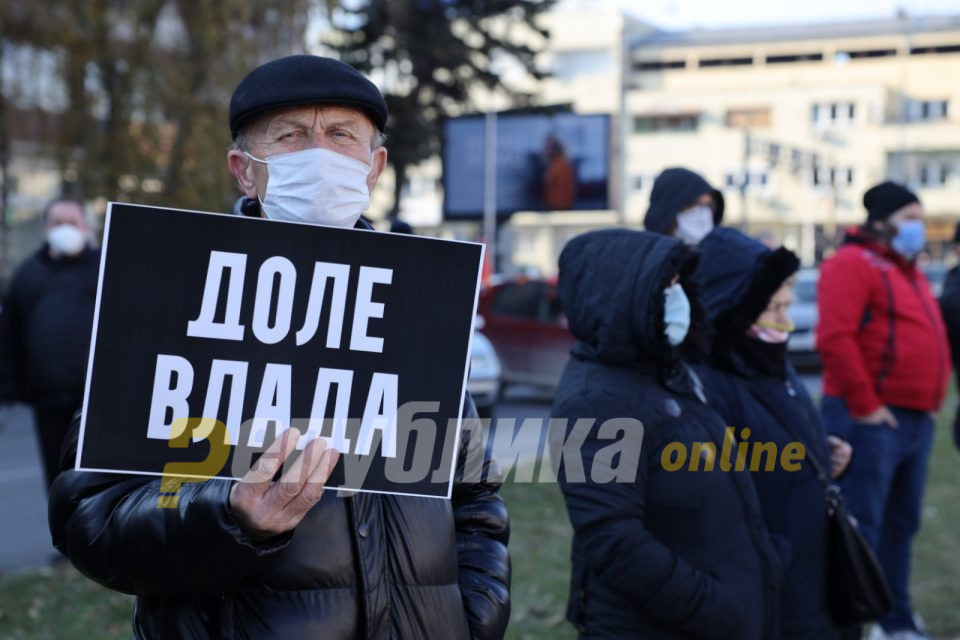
[818,181,948,640]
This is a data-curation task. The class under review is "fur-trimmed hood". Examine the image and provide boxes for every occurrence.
[695,227,799,339]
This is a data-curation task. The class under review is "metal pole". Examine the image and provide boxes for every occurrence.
[483,109,497,274]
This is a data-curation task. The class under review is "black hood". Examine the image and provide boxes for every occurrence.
[644,167,724,234]
[696,227,799,339]
[558,228,703,369]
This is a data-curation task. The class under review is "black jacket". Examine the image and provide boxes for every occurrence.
[939,264,960,388]
[49,398,508,639]
[551,229,781,639]
[0,244,100,408]
[695,227,836,639]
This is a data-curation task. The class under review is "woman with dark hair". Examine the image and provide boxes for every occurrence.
[695,227,853,639]
[551,228,781,639]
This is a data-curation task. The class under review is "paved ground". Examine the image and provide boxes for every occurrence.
[0,404,55,574]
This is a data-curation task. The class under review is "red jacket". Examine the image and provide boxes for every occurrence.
[817,228,949,417]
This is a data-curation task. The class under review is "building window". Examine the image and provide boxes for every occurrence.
[839,48,898,60]
[907,99,949,122]
[765,52,824,64]
[812,101,856,128]
[634,59,686,71]
[812,165,855,187]
[917,161,952,187]
[726,107,771,128]
[723,169,769,192]
[910,44,960,56]
[633,114,699,133]
[698,56,753,68]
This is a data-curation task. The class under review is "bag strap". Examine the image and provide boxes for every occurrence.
[742,384,831,487]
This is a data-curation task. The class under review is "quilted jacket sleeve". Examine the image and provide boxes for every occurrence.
[48,412,291,596]
[451,394,511,640]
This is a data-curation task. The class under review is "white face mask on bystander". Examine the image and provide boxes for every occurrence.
[46,224,87,256]
[674,205,714,245]
[246,147,371,228]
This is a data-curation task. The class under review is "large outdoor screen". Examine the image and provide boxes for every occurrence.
[443,112,610,219]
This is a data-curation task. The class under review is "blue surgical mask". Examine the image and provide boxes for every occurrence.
[891,219,926,259]
[663,282,691,346]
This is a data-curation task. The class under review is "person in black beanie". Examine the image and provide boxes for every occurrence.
[48,55,510,640]
[818,180,947,640]
[644,167,724,245]
[938,221,960,453]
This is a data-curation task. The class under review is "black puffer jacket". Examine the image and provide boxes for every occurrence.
[49,396,508,639]
[695,228,837,639]
[0,244,100,407]
[551,229,781,639]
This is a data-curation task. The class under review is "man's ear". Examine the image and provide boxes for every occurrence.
[227,150,258,199]
[366,147,388,193]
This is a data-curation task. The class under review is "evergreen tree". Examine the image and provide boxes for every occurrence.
[323,0,554,217]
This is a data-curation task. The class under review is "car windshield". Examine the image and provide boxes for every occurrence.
[793,278,817,304]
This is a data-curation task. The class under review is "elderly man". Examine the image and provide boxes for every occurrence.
[0,197,99,492]
[48,55,510,640]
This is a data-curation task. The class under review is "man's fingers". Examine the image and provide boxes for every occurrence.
[243,429,301,487]
[262,436,328,510]
[281,447,340,522]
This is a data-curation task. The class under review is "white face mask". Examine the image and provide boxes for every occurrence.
[663,282,691,346]
[246,147,372,228]
[47,224,87,256]
[674,204,714,245]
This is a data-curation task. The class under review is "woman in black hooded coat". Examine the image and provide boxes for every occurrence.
[551,228,782,639]
[695,227,852,639]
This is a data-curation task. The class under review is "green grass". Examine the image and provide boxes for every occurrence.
[2,407,959,639]
[0,563,133,639]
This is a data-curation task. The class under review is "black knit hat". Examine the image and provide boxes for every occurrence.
[863,181,919,222]
[229,55,388,139]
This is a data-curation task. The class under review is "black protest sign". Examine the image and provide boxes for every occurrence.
[77,203,483,498]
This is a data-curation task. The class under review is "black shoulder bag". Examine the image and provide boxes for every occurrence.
[746,386,892,626]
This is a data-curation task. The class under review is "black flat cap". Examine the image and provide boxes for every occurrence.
[229,55,388,139]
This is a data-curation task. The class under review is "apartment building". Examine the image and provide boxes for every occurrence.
[516,7,960,271]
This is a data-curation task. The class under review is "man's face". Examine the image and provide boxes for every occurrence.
[684,192,714,213]
[227,105,388,203]
[45,201,89,233]
[888,201,925,225]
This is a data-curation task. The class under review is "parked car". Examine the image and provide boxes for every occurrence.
[467,322,502,417]
[788,267,821,370]
[476,278,575,391]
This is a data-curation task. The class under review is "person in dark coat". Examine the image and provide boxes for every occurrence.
[47,55,510,640]
[695,227,853,639]
[551,228,782,639]
[938,221,960,452]
[0,196,100,491]
[644,167,724,245]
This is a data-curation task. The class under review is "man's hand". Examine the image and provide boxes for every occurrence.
[826,435,852,478]
[229,429,339,542]
[857,405,898,429]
